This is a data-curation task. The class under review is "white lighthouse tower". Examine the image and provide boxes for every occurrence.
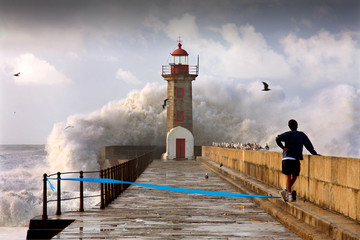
[161,41,199,160]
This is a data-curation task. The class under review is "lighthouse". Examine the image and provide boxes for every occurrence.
[162,41,199,160]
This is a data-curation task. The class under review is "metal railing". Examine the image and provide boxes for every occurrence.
[161,65,199,75]
[42,151,154,220]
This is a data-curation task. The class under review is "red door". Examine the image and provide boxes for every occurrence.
[176,139,185,158]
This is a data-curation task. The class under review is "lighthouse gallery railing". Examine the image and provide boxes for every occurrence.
[162,65,199,75]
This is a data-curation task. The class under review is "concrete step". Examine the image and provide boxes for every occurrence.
[198,156,360,240]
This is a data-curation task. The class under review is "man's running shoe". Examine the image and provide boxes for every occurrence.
[280,189,287,202]
[288,194,293,202]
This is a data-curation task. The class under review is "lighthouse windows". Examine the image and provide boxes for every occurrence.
[176,111,184,121]
[172,55,188,65]
[176,88,184,98]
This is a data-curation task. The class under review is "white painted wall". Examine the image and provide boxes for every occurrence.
[163,126,194,160]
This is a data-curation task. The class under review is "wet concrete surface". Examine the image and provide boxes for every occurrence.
[53,160,302,239]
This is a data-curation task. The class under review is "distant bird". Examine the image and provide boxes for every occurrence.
[13,72,20,77]
[162,98,169,109]
[205,173,209,179]
[65,125,74,129]
[262,81,270,91]
[219,163,223,167]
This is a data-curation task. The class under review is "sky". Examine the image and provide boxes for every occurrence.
[0,0,359,151]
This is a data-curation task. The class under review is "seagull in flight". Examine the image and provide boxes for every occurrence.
[162,98,169,109]
[14,72,20,77]
[262,81,271,91]
[65,125,74,129]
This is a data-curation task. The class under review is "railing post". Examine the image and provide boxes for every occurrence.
[111,167,115,201]
[56,172,61,215]
[127,161,130,189]
[42,173,48,220]
[106,168,110,205]
[117,165,121,197]
[120,164,124,192]
[109,167,113,202]
[124,162,128,184]
[132,160,135,182]
[126,161,130,185]
[79,171,84,212]
[109,167,112,201]
[114,165,118,198]
[100,170,105,209]
[114,165,118,197]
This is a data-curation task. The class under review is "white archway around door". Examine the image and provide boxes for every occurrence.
[163,126,194,160]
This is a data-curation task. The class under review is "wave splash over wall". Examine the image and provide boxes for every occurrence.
[46,81,360,173]
[46,83,167,173]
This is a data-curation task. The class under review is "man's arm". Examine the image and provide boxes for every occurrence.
[303,133,317,155]
[276,135,285,149]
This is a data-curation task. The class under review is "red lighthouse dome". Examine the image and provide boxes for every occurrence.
[171,43,188,56]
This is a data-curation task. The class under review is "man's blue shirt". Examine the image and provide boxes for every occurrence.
[276,130,317,160]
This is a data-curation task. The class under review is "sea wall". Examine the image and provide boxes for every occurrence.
[100,146,165,167]
[202,146,360,222]
[100,145,202,168]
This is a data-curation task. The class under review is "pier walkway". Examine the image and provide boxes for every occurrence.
[52,160,301,239]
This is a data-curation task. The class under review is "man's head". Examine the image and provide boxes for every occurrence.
[288,119,298,130]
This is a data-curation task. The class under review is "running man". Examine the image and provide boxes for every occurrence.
[276,119,319,202]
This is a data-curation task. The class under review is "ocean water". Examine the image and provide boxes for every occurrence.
[0,145,45,239]
[0,144,99,239]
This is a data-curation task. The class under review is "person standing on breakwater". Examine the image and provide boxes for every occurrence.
[276,119,319,202]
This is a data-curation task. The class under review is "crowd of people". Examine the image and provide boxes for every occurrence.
[212,142,270,150]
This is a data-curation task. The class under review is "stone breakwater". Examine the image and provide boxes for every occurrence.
[202,146,360,222]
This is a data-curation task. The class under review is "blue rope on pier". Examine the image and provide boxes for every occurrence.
[47,177,280,199]
[47,178,56,192]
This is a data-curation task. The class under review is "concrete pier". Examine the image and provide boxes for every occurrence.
[51,160,301,239]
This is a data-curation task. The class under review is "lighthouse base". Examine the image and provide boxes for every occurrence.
[163,126,194,160]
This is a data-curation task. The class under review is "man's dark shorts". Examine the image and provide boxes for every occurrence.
[282,160,300,176]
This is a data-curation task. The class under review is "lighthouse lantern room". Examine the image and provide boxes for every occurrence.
[170,42,189,74]
[162,41,198,160]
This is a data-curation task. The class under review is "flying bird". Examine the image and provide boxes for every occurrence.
[262,82,270,91]
[65,125,74,129]
[13,72,20,77]
[162,98,169,109]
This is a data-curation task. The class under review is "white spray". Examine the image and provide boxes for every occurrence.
[46,83,167,173]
